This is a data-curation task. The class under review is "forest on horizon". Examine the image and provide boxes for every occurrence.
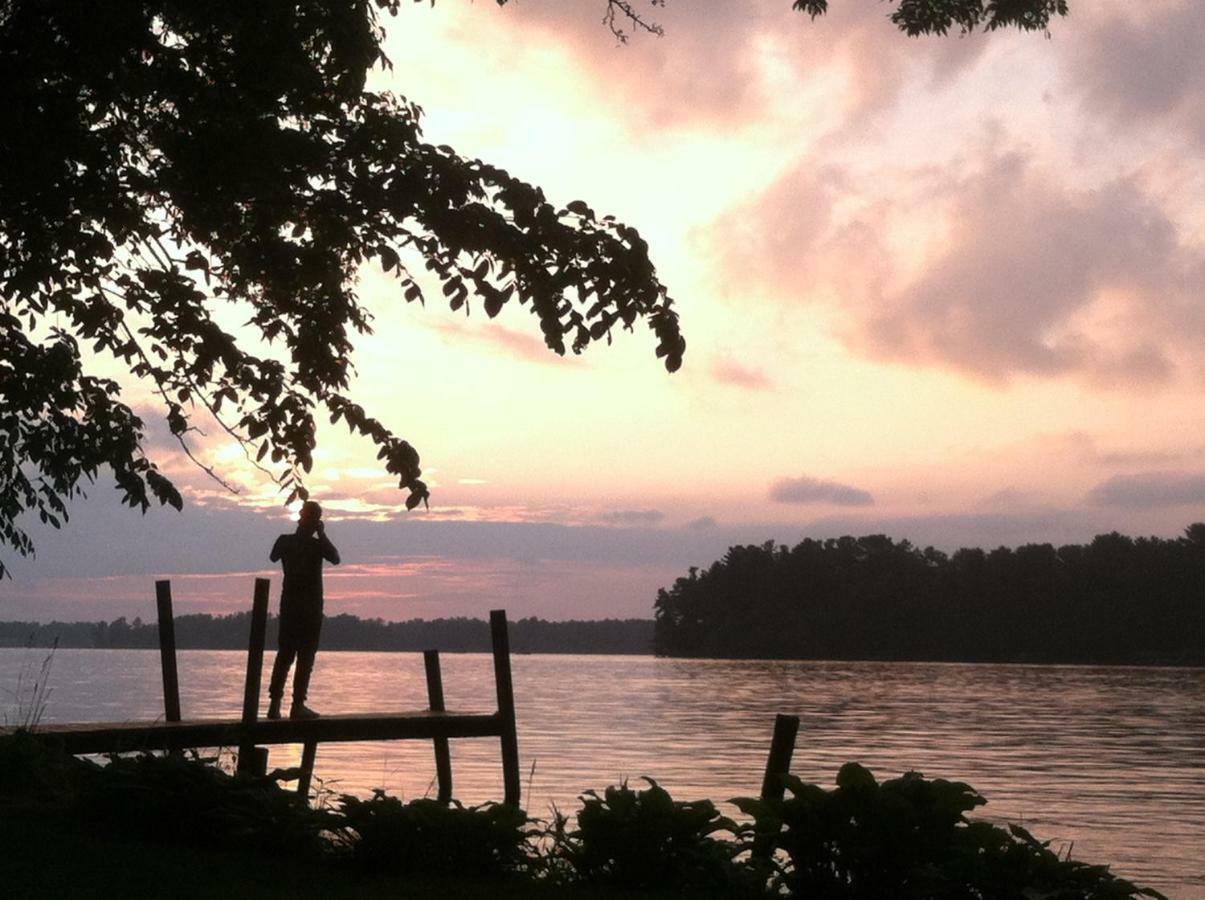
[654,526,1205,665]
[0,614,654,655]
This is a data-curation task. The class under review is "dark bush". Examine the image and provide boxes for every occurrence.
[334,792,535,878]
[556,778,758,895]
[75,751,334,858]
[733,763,1166,899]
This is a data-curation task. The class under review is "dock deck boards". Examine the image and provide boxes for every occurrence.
[2,709,503,756]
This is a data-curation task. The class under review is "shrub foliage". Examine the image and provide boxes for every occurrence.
[0,732,1167,898]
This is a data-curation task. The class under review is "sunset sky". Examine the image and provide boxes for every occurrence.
[6,0,1205,623]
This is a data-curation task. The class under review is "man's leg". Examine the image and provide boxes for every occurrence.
[290,611,323,718]
[268,618,299,719]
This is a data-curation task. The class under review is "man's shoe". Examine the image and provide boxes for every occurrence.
[266,698,282,720]
[290,702,320,720]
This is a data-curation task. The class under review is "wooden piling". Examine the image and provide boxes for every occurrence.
[760,713,799,801]
[754,713,800,858]
[297,740,318,799]
[424,649,453,803]
[154,580,181,723]
[237,577,271,775]
[490,609,521,807]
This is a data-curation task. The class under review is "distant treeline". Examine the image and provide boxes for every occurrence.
[654,527,1205,665]
[0,614,654,655]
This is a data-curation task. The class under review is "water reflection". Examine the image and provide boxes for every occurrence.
[2,649,1201,897]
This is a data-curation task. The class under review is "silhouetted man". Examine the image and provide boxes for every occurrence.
[267,501,339,719]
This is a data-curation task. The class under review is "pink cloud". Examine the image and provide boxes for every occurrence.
[458,0,992,128]
[711,356,775,390]
[710,146,1205,388]
[426,317,586,367]
[1069,1,1205,149]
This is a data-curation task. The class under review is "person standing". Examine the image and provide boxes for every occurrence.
[267,500,339,719]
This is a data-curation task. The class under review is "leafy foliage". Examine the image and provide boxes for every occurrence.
[0,737,1167,898]
[792,0,1069,35]
[0,1,685,576]
[733,763,1165,899]
[334,792,535,877]
[555,777,754,893]
[75,751,337,858]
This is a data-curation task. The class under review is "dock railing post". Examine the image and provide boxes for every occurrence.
[754,713,800,859]
[154,580,182,725]
[489,610,521,807]
[237,578,271,776]
[424,649,454,803]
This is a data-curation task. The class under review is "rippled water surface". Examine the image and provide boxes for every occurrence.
[2,649,1202,897]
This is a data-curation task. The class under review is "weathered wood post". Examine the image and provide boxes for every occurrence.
[237,578,271,776]
[154,580,182,724]
[489,609,521,807]
[754,713,800,858]
[297,740,319,799]
[424,649,453,803]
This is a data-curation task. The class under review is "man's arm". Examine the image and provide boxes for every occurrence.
[269,535,287,562]
[317,523,340,565]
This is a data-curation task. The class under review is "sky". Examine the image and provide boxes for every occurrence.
[5,0,1205,623]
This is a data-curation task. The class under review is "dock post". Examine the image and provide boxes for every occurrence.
[237,578,271,775]
[154,580,182,724]
[754,713,800,858]
[297,740,318,800]
[489,610,521,807]
[424,649,453,802]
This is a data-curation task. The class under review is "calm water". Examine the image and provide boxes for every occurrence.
[2,649,1201,897]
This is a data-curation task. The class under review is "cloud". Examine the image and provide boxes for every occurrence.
[596,509,665,526]
[1087,471,1205,508]
[1059,431,1197,469]
[713,145,1205,387]
[980,488,1036,508]
[769,475,873,506]
[711,356,774,390]
[807,510,1128,552]
[426,317,582,367]
[685,515,717,530]
[452,0,991,128]
[852,153,1205,385]
[1069,1,1205,149]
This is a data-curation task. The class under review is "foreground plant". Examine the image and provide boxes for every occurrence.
[554,777,759,895]
[0,735,1168,898]
[733,762,1166,899]
[334,792,536,878]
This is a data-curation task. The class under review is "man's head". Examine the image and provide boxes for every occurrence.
[297,501,323,535]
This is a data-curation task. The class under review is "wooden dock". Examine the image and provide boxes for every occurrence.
[17,709,509,756]
[3,580,522,805]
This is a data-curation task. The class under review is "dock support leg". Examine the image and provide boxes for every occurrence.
[238,578,270,776]
[754,713,800,858]
[490,610,521,807]
[154,580,182,725]
[297,740,318,799]
[424,649,453,803]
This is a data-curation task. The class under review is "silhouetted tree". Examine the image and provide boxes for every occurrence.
[0,1,1069,576]
[655,526,1205,665]
[0,2,685,576]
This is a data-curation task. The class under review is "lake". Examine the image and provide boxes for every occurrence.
[2,648,1201,897]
